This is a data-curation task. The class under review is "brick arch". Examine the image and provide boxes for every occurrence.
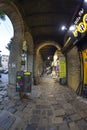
[0,0,24,41]
[34,41,61,83]
[0,0,25,67]
[36,41,61,52]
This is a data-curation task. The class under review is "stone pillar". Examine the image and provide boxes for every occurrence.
[67,47,81,91]
[8,39,22,99]
[27,55,33,72]
[27,54,34,84]
[33,52,38,85]
[33,50,43,85]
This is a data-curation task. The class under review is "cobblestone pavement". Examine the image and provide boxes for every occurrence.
[0,76,87,130]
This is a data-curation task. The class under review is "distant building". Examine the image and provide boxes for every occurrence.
[0,54,1,66]
[1,55,9,70]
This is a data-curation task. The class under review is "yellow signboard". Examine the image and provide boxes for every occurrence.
[82,50,87,85]
[24,71,30,75]
[59,56,66,78]
[72,13,87,37]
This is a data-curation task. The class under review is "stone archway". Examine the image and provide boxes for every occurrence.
[0,0,25,98]
[34,41,61,84]
[37,41,61,52]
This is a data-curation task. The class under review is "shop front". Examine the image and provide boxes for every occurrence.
[62,1,87,97]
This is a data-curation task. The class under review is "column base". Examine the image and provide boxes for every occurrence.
[33,76,40,85]
[7,84,20,100]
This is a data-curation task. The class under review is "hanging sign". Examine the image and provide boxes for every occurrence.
[72,8,87,38]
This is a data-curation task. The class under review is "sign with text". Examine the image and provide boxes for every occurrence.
[16,71,32,92]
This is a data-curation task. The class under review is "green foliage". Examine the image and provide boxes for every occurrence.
[6,43,11,51]
[0,11,5,20]
[6,38,13,51]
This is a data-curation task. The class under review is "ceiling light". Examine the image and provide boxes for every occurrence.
[61,25,67,31]
[48,57,50,60]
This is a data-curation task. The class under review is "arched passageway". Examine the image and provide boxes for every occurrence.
[0,14,14,84]
[0,0,86,100]
[0,1,87,129]
[33,41,66,85]
[0,0,66,99]
[0,0,34,99]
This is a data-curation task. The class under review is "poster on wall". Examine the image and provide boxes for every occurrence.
[59,56,66,78]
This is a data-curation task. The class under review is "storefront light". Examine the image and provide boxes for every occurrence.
[48,57,50,60]
[61,25,75,32]
[84,0,87,3]
[69,25,76,31]
[54,55,57,60]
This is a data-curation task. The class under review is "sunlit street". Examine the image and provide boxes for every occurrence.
[0,73,8,83]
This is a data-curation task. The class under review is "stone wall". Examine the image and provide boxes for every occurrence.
[67,47,81,91]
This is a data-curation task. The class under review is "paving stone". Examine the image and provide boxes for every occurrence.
[17,104,27,111]
[0,91,7,96]
[63,115,72,123]
[49,100,58,105]
[0,88,3,91]
[77,119,87,130]
[52,104,63,110]
[59,123,70,130]
[53,117,63,124]
[15,110,23,117]
[79,111,87,118]
[38,126,46,130]
[48,96,55,100]
[0,98,3,102]
[39,117,48,126]
[64,108,76,115]
[55,109,65,116]
[70,114,82,121]
[0,95,3,98]
[30,115,40,124]
[0,110,16,130]
[47,126,57,130]
[1,77,87,129]
[47,110,53,116]
[63,103,73,109]
[0,105,4,110]
[42,110,47,116]
[36,105,50,109]
[33,109,41,115]
[69,122,79,130]
[8,107,17,114]
[25,124,37,130]
[0,85,5,89]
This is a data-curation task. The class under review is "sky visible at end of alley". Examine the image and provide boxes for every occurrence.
[0,15,14,55]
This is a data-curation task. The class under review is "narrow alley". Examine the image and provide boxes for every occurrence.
[0,76,87,130]
[0,0,87,130]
